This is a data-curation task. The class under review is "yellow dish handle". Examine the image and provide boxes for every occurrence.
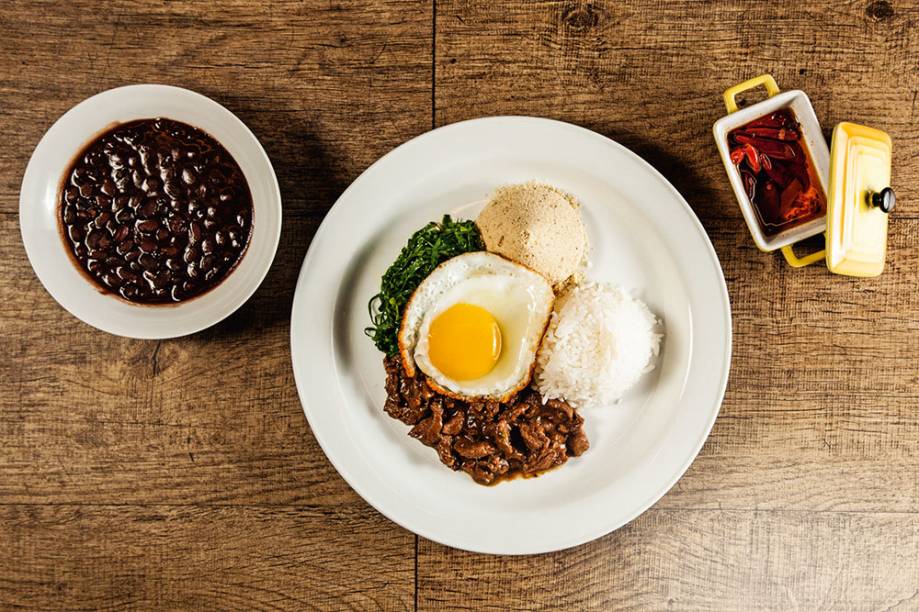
[781,243,826,268]
[723,74,780,113]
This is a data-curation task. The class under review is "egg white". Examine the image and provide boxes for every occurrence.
[398,252,554,401]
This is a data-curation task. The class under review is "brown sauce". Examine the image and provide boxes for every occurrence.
[59,118,253,304]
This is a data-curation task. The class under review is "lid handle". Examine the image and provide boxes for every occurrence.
[869,187,895,214]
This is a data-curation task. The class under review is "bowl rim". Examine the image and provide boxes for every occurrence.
[19,84,282,339]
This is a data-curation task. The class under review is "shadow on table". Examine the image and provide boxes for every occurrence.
[197,121,349,341]
[599,127,721,220]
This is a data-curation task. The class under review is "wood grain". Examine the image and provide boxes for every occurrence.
[0,504,413,610]
[419,508,919,611]
[2,0,919,609]
[663,217,919,512]
[423,0,919,609]
[0,0,430,609]
[0,213,364,508]
[0,0,433,215]
[2,214,916,511]
[435,0,919,221]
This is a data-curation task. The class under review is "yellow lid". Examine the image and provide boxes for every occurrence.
[826,122,894,277]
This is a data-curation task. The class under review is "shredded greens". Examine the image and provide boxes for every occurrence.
[366,215,484,355]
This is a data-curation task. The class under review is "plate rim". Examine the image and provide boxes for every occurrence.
[290,115,732,554]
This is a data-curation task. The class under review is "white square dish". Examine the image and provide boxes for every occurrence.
[713,89,830,252]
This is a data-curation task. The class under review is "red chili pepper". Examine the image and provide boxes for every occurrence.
[780,179,804,214]
[742,144,761,173]
[728,108,825,229]
[740,169,756,201]
[797,186,821,214]
[746,111,793,130]
[787,142,810,188]
[760,180,782,225]
[735,126,800,141]
[762,158,795,189]
[733,134,796,160]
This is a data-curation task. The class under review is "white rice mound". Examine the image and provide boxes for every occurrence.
[535,282,661,408]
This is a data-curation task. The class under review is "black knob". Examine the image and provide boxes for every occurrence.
[871,187,895,213]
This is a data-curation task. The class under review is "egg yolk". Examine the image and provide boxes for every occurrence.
[427,303,502,381]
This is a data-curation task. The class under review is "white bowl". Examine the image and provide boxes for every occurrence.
[713,89,829,252]
[19,85,282,339]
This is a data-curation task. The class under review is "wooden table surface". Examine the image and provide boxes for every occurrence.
[2,1,917,609]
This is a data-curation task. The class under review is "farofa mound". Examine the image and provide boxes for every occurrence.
[476,181,588,286]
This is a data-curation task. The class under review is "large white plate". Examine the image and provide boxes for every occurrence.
[290,117,731,554]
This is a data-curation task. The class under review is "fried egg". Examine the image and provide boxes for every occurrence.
[398,252,554,401]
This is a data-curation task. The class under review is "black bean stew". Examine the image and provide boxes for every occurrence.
[60,118,253,304]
